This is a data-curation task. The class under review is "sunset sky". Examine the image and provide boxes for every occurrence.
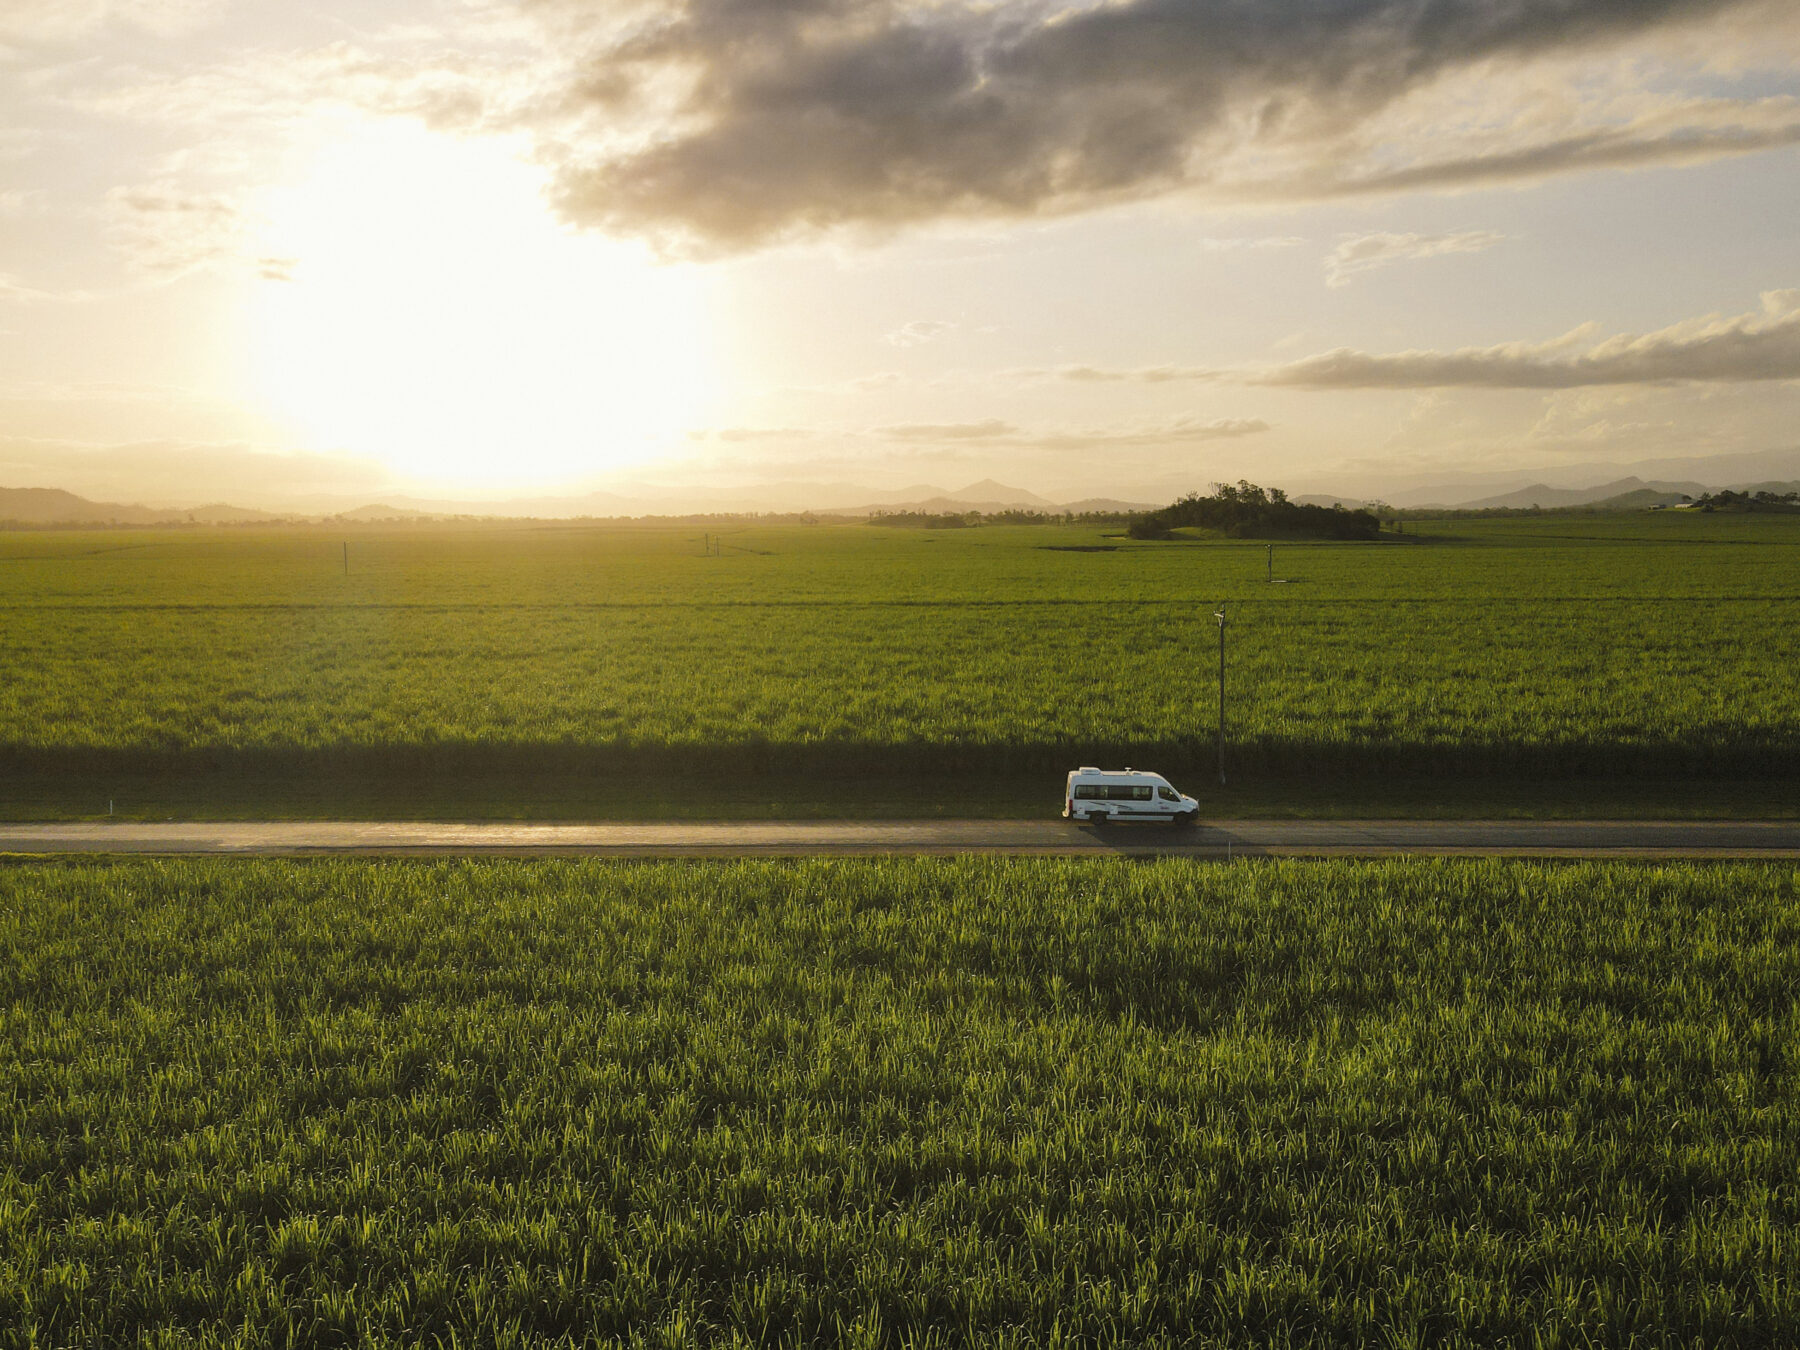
[4,0,1799,508]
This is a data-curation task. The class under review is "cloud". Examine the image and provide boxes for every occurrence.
[62,35,524,140]
[875,419,1014,440]
[0,0,225,53]
[104,182,246,279]
[1021,417,1271,451]
[536,0,1799,251]
[1257,290,1800,388]
[1200,235,1307,252]
[997,292,1800,389]
[871,414,1269,449]
[1046,364,1218,384]
[1293,97,1800,200]
[885,319,955,347]
[1323,230,1508,287]
[697,426,815,442]
[0,273,101,303]
[693,414,1271,453]
[0,272,57,301]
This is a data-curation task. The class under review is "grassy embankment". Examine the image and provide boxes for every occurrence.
[2,513,1796,819]
[1,856,1794,1345]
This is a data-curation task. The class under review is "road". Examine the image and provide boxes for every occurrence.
[2,819,1797,858]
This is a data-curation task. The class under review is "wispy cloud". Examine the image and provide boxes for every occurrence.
[1000,291,1800,390]
[1036,364,1219,385]
[0,0,228,52]
[1020,417,1271,451]
[1323,230,1508,288]
[104,182,247,280]
[1256,290,1800,388]
[885,319,956,347]
[0,272,101,303]
[875,419,1014,440]
[1200,235,1307,252]
[691,415,1273,453]
[873,415,1269,450]
[697,426,816,442]
[1291,96,1800,201]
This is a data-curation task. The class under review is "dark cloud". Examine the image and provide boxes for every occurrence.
[1257,291,1800,388]
[541,0,1780,250]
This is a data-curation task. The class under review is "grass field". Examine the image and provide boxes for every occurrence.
[1,855,1794,1345]
[3,513,1797,819]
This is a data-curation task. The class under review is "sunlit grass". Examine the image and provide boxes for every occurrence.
[0,517,1795,785]
[1,856,1794,1345]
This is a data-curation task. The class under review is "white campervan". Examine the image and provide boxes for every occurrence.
[1064,767,1198,826]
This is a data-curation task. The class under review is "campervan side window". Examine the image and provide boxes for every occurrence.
[1072,784,1153,801]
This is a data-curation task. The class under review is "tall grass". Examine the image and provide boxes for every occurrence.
[1,857,1795,1345]
[1,517,1797,789]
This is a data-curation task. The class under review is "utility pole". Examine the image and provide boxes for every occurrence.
[1214,600,1227,786]
[1266,543,1273,583]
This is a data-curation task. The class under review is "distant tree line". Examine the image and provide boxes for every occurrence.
[867,509,1137,528]
[1127,481,1382,540]
[1693,489,1800,513]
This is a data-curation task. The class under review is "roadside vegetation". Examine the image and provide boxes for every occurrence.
[1,512,1796,818]
[1,855,1793,1346]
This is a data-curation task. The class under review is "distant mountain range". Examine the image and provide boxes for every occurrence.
[0,487,290,526]
[1345,446,1800,509]
[1455,478,1703,510]
[0,480,1160,527]
[1300,474,1800,513]
[8,460,1800,527]
[1300,477,1718,512]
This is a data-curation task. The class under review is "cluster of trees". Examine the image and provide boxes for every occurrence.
[1127,481,1383,540]
[1693,489,1800,513]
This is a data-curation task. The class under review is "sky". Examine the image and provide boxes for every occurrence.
[3,0,1799,509]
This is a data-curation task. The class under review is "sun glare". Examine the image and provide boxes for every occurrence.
[247,120,715,490]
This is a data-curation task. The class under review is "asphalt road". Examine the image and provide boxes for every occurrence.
[2,819,1797,858]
